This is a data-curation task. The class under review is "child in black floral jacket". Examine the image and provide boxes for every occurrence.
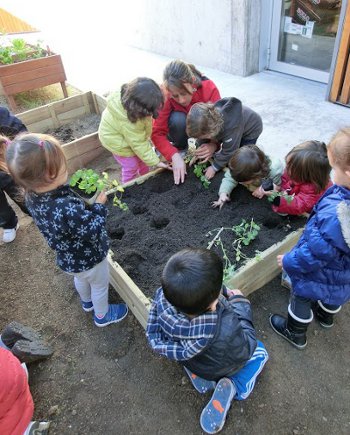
[6,133,128,327]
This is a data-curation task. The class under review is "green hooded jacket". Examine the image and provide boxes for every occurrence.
[98,91,160,166]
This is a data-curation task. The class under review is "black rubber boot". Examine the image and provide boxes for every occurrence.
[315,301,340,329]
[1,321,42,348]
[11,339,54,364]
[269,313,309,349]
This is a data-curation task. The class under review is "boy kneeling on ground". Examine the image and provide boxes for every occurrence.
[146,248,268,434]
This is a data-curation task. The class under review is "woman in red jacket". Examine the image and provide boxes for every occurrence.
[151,60,220,184]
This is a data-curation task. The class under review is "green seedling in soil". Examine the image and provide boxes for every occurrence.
[193,163,211,189]
[206,218,261,281]
[267,190,294,204]
[69,169,128,211]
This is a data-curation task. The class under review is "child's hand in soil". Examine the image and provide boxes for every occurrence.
[204,166,216,180]
[157,161,173,171]
[96,191,107,204]
[277,254,284,268]
[212,192,230,209]
[252,186,265,199]
[262,184,281,197]
[194,142,217,163]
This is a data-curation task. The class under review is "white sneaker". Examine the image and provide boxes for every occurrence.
[3,224,19,243]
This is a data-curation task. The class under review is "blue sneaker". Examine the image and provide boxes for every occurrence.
[94,303,128,327]
[81,300,94,312]
[200,378,235,434]
[184,366,216,394]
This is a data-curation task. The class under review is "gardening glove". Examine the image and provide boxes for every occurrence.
[212,192,230,209]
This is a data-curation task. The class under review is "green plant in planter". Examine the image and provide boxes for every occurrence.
[0,36,47,65]
[267,190,294,204]
[193,163,211,189]
[69,169,128,211]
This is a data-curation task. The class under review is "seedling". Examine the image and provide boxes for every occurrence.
[193,163,211,189]
[267,190,294,204]
[69,169,128,211]
[206,218,261,282]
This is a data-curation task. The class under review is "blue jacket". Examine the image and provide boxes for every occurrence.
[26,185,109,273]
[283,184,350,305]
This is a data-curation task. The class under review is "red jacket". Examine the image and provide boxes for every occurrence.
[151,79,220,161]
[272,170,333,215]
[0,348,34,435]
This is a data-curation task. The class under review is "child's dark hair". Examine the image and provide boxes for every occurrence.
[229,145,270,183]
[161,248,223,315]
[186,102,224,139]
[328,127,350,171]
[121,77,164,123]
[286,140,331,192]
[6,133,66,192]
[0,135,9,173]
[163,60,203,94]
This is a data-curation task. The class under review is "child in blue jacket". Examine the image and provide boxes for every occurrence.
[270,127,350,349]
[147,248,268,434]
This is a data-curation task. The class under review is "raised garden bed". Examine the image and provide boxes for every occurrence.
[106,169,305,328]
[17,91,108,174]
[0,53,68,112]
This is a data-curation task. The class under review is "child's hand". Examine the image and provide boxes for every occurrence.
[252,186,265,199]
[96,191,107,204]
[277,254,284,268]
[212,192,230,209]
[204,166,216,180]
[194,142,217,163]
[226,288,243,297]
[157,161,172,171]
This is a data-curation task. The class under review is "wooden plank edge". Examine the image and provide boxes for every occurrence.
[226,227,303,296]
[107,252,150,329]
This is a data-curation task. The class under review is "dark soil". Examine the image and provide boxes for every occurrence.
[107,169,305,298]
[45,114,101,144]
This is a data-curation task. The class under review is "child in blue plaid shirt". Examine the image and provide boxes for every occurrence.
[146,248,268,434]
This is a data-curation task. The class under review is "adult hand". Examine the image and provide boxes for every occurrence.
[277,254,284,268]
[212,192,230,209]
[171,152,186,184]
[194,142,217,163]
[204,166,216,180]
[96,190,107,204]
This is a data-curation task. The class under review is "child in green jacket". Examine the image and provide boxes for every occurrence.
[212,145,284,209]
[98,77,169,183]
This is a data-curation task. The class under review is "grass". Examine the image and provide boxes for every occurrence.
[1,83,82,114]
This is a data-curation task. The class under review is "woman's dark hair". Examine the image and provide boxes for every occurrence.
[229,145,270,183]
[163,59,203,94]
[161,248,223,315]
[186,102,224,139]
[286,140,331,192]
[121,77,164,123]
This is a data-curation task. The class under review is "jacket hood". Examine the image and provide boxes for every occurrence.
[337,199,350,249]
[215,97,242,136]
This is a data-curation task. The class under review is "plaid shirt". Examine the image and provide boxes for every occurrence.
[146,287,218,361]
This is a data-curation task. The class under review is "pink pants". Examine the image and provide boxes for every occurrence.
[113,154,150,183]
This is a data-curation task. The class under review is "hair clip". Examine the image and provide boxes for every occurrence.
[38,140,45,148]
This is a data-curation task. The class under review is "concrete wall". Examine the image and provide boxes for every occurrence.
[129,0,262,76]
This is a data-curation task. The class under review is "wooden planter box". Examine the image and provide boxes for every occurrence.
[16,98,303,329]
[17,91,107,174]
[0,54,68,112]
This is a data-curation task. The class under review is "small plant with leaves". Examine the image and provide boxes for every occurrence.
[69,169,128,211]
[231,219,261,262]
[0,35,48,65]
[267,190,294,204]
[193,163,211,189]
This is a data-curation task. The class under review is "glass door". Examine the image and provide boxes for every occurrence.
[269,0,342,83]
